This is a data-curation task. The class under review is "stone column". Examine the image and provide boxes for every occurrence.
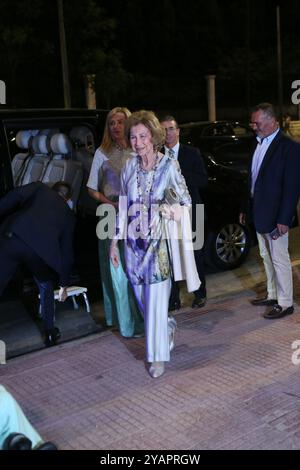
[0,80,6,104]
[205,75,216,121]
[85,74,96,109]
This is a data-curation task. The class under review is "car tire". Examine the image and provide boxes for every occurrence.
[205,222,251,270]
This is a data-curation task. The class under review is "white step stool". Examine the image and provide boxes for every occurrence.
[39,286,91,315]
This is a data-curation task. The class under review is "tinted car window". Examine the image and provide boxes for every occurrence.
[231,124,253,137]
[202,124,232,137]
[202,126,215,137]
[180,127,194,145]
[180,121,255,171]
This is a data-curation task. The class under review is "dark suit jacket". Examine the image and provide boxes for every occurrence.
[248,131,300,234]
[0,182,76,285]
[177,143,208,206]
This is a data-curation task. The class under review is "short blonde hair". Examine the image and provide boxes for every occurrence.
[100,107,131,155]
[125,110,165,150]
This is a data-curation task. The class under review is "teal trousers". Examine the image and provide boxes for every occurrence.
[98,238,144,337]
[0,385,42,449]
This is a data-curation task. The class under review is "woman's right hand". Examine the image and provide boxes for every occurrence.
[110,242,119,268]
[160,203,182,222]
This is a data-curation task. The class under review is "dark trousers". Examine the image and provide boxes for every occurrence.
[169,246,206,304]
[0,233,55,330]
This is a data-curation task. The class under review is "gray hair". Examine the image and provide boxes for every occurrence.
[251,102,277,119]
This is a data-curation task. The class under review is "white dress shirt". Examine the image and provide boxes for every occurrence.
[164,142,180,160]
[251,128,279,195]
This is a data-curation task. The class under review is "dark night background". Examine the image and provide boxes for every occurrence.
[1,0,300,121]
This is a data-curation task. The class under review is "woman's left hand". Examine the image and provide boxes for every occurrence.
[110,242,119,268]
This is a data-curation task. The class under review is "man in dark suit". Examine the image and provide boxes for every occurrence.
[240,103,300,319]
[160,115,208,309]
[0,181,76,345]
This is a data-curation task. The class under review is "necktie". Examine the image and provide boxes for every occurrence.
[168,148,175,159]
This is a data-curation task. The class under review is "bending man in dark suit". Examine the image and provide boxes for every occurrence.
[240,103,300,319]
[160,115,208,309]
[0,181,76,345]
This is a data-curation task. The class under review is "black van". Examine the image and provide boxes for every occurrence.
[0,108,108,299]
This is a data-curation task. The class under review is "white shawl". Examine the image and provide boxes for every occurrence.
[163,206,201,293]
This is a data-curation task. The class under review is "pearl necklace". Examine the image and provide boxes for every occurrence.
[136,154,159,213]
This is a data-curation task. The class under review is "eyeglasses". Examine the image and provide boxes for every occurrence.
[165,127,177,132]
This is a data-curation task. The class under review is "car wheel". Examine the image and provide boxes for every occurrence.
[205,223,251,270]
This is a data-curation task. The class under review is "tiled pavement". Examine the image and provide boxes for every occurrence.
[1,282,300,450]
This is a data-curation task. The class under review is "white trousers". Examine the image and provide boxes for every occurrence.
[257,232,293,307]
[132,278,171,363]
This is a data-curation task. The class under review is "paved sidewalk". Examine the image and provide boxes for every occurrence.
[1,276,300,450]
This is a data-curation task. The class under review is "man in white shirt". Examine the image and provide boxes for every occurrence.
[240,103,300,319]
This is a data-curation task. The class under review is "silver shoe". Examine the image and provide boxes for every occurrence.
[149,361,165,378]
[168,316,177,352]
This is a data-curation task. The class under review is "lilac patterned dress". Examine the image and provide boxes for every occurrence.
[119,153,191,285]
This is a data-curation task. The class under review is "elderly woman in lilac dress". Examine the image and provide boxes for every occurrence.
[87,107,143,338]
[110,110,192,378]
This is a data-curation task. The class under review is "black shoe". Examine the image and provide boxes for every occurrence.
[35,441,58,450]
[251,297,277,306]
[44,327,61,347]
[2,433,32,450]
[192,296,207,309]
[169,300,181,311]
[263,304,294,319]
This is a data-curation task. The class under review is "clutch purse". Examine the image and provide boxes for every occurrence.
[164,187,180,205]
